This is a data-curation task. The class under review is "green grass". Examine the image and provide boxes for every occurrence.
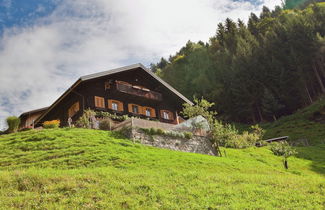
[262,97,325,145]
[0,128,324,209]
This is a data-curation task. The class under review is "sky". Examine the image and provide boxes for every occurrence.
[0,0,282,129]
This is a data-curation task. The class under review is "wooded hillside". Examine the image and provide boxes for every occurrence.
[151,3,325,123]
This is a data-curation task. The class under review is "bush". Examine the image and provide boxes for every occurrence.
[96,111,129,121]
[184,132,193,139]
[76,109,96,128]
[211,122,264,149]
[270,141,297,157]
[6,116,20,133]
[141,128,191,139]
[224,131,259,149]
[156,128,164,135]
[270,141,297,169]
[99,118,114,130]
[43,120,60,129]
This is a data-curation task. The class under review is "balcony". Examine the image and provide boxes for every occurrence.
[116,82,162,101]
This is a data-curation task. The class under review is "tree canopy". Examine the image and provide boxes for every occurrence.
[151,3,325,123]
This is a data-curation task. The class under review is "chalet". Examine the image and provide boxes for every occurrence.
[19,107,48,128]
[20,63,193,128]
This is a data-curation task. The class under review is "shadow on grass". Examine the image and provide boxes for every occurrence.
[294,144,325,175]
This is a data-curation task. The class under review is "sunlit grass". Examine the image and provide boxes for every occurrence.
[0,128,324,209]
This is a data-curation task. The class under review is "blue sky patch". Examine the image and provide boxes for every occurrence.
[0,0,61,34]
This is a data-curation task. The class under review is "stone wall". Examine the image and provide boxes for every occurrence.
[128,128,216,156]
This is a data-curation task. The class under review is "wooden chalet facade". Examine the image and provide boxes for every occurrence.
[21,64,192,128]
[19,107,48,129]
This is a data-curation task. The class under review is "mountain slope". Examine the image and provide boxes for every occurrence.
[263,97,325,145]
[0,128,324,209]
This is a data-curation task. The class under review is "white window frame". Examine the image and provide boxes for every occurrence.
[132,105,139,114]
[163,111,169,120]
[145,108,151,117]
[112,102,118,111]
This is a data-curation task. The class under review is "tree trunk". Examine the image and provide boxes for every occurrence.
[312,60,325,93]
[304,82,313,104]
[316,58,325,79]
[284,159,288,169]
[252,111,256,124]
[273,115,277,121]
[256,105,264,122]
[214,142,222,157]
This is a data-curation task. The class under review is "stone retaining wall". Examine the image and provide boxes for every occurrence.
[127,128,216,156]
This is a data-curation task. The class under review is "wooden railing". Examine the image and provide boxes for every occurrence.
[116,83,162,101]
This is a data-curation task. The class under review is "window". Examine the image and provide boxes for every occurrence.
[132,105,139,114]
[145,108,151,117]
[163,111,169,119]
[104,81,110,90]
[68,102,80,117]
[112,102,118,111]
[94,96,105,108]
[160,110,174,120]
[142,106,156,118]
[128,103,141,114]
[108,100,123,111]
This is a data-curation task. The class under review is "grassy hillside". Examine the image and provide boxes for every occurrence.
[263,97,325,145]
[0,128,324,209]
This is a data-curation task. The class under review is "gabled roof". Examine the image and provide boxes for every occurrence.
[80,63,193,105]
[34,63,193,125]
[19,107,49,117]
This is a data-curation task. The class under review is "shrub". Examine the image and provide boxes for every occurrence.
[76,109,96,128]
[225,131,259,149]
[270,141,297,169]
[156,128,164,135]
[149,128,158,135]
[211,122,264,149]
[43,120,60,129]
[184,132,193,139]
[270,141,297,157]
[6,116,21,133]
[99,118,114,130]
[141,128,191,139]
[96,111,129,121]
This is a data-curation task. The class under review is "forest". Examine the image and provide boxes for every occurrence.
[151,2,325,123]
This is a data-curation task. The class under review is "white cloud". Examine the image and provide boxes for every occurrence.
[0,0,281,129]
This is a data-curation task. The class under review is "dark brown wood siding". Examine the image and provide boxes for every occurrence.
[37,67,185,126]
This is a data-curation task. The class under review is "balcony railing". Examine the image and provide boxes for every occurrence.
[116,83,162,101]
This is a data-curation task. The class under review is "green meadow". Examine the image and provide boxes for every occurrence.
[0,128,324,209]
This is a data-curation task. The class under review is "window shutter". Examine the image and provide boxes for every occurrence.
[95,96,105,108]
[139,106,145,115]
[118,101,124,111]
[108,100,112,109]
[102,98,105,108]
[128,104,133,113]
[151,108,156,118]
[169,111,174,120]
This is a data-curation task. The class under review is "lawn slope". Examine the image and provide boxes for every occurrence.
[263,97,325,145]
[0,128,324,209]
